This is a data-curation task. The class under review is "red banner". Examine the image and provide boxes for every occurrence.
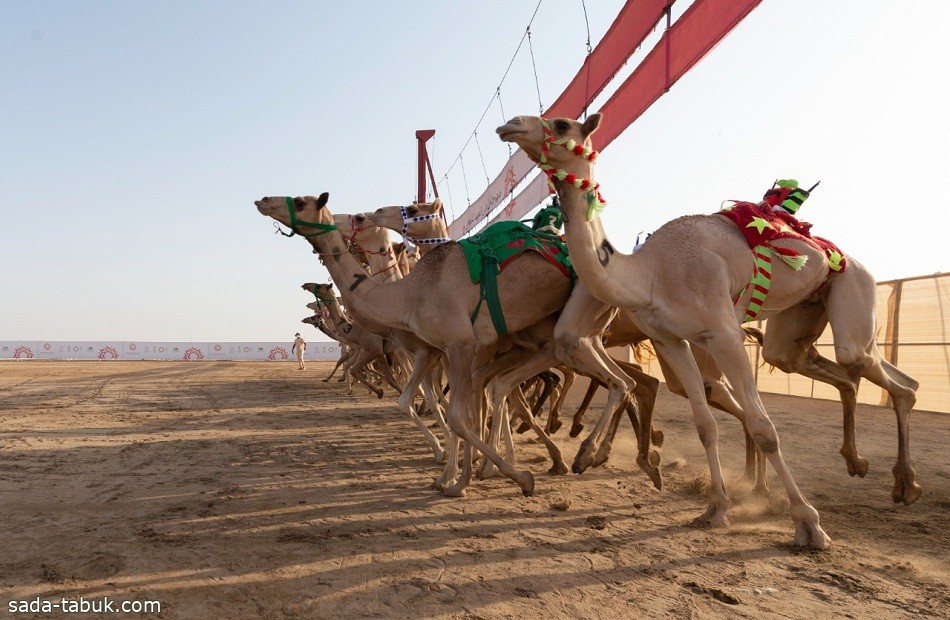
[450,0,762,238]
[597,0,765,148]
[448,0,672,238]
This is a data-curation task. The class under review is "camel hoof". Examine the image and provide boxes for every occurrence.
[892,476,923,506]
[638,450,662,490]
[842,450,870,478]
[691,503,730,528]
[651,429,664,447]
[321,379,330,383]
[432,476,453,491]
[548,461,570,476]
[793,522,832,550]
[441,485,467,498]
[376,390,384,399]
[477,460,499,480]
[569,423,584,438]
[547,419,563,435]
[516,471,535,496]
[591,447,611,469]
[515,422,531,434]
[572,449,593,474]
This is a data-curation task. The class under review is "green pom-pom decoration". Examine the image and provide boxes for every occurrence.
[776,178,799,189]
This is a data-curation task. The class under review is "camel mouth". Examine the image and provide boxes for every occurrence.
[496,127,525,142]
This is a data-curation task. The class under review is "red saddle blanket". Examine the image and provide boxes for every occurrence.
[716,202,847,272]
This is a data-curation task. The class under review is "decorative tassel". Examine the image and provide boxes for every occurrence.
[586,190,606,221]
[771,245,808,270]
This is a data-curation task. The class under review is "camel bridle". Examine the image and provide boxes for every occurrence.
[401,206,452,248]
[536,118,607,221]
[275,197,338,238]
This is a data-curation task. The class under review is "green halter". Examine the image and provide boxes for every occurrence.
[277,197,338,238]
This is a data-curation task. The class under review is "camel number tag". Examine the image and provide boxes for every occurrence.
[349,273,368,291]
[597,239,615,266]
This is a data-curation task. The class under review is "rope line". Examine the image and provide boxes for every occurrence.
[459,154,472,205]
[527,26,544,114]
[436,0,543,181]
[497,89,512,156]
[474,131,491,184]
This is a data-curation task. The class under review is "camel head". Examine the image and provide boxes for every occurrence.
[369,199,450,247]
[333,212,392,256]
[496,114,601,168]
[255,193,335,238]
[302,314,323,327]
[301,282,337,305]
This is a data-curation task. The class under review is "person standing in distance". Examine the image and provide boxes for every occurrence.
[292,332,306,370]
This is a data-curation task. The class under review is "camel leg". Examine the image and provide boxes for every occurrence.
[396,348,445,463]
[658,347,765,488]
[824,265,920,504]
[421,363,452,459]
[470,345,554,479]
[531,370,561,434]
[651,338,735,528]
[763,302,870,479]
[621,364,662,489]
[482,350,570,475]
[546,367,574,435]
[515,375,545,434]
[588,398,626,467]
[697,328,830,549]
[344,349,385,398]
[571,379,601,437]
[568,339,645,474]
[442,343,534,497]
[508,382,569,476]
[322,354,348,382]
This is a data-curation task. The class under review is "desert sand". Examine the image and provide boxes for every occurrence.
[1,361,947,619]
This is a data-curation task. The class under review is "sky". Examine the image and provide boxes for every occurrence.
[2,1,947,343]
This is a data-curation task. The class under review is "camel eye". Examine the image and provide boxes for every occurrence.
[293,197,306,210]
[554,120,570,132]
[406,207,418,216]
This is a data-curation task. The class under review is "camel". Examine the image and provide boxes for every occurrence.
[366,200,451,255]
[256,193,662,496]
[332,214,403,282]
[367,197,683,485]
[301,305,354,384]
[303,297,392,393]
[530,121,919,504]
[302,283,400,398]
[498,113,902,549]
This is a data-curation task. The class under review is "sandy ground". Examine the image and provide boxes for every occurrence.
[0,361,947,619]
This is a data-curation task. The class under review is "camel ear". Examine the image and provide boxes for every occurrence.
[327,282,334,290]
[581,113,602,137]
[316,192,329,209]
[432,198,442,209]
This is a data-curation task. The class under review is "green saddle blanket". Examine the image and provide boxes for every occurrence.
[458,220,574,284]
[457,221,574,336]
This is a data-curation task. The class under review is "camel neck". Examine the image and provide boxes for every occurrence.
[557,183,648,310]
[307,228,411,331]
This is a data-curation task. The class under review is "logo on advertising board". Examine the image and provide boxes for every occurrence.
[43,343,52,351]
[98,346,119,360]
[13,346,34,359]
[268,347,289,361]
[183,347,204,360]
